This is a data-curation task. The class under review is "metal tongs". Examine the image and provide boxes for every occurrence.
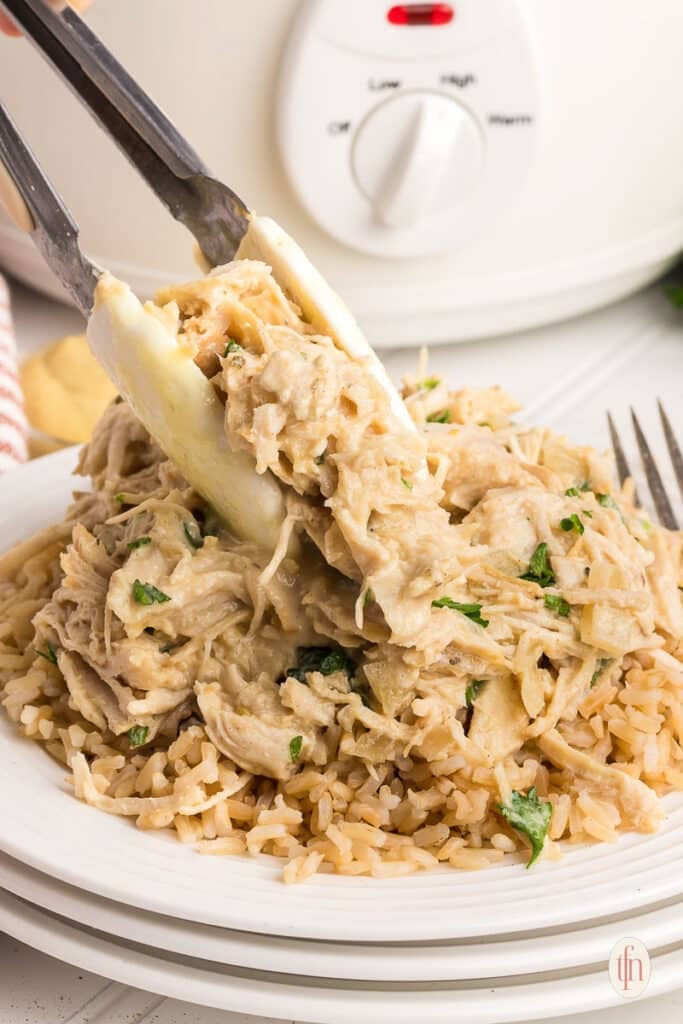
[0,0,250,315]
[0,0,420,545]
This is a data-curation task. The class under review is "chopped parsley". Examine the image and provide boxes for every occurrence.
[223,339,241,356]
[127,725,149,748]
[432,597,489,628]
[560,514,584,535]
[289,735,303,762]
[498,787,552,868]
[285,646,369,704]
[419,377,440,391]
[590,657,613,686]
[521,543,555,587]
[566,483,591,497]
[285,646,354,683]
[349,676,372,708]
[596,493,618,509]
[583,510,593,518]
[183,521,204,550]
[426,409,451,424]
[315,452,326,466]
[544,594,571,617]
[665,283,683,308]
[363,588,375,607]
[34,642,58,665]
[132,579,171,605]
[114,493,126,505]
[401,477,413,490]
[465,680,485,708]
[127,536,152,550]
[318,650,352,675]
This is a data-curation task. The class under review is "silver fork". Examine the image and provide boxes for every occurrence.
[607,401,683,530]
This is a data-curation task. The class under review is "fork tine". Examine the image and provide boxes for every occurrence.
[657,400,683,503]
[607,412,638,495]
[630,408,679,530]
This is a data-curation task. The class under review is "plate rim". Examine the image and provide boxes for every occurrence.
[1,449,683,943]
[1,887,682,1024]
[0,848,682,982]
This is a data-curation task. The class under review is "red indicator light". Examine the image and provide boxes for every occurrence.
[387,3,454,26]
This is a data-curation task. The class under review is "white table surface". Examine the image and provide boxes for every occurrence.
[2,932,683,1024]
[2,274,682,1024]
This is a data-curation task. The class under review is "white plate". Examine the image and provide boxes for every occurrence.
[1,887,682,1024]
[1,849,682,983]
[2,450,683,943]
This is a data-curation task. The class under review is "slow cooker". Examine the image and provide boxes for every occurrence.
[0,0,682,346]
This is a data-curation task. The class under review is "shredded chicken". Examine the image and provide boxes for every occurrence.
[2,258,681,879]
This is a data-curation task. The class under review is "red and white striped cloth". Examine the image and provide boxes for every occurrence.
[0,274,28,473]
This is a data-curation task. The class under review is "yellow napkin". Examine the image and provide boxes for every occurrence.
[20,334,117,455]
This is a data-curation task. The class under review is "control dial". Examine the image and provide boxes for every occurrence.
[352,91,483,230]
[277,0,540,257]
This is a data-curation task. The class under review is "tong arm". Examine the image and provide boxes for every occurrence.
[0,0,250,266]
[0,100,99,314]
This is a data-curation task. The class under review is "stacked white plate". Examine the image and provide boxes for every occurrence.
[1,449,683,1023]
